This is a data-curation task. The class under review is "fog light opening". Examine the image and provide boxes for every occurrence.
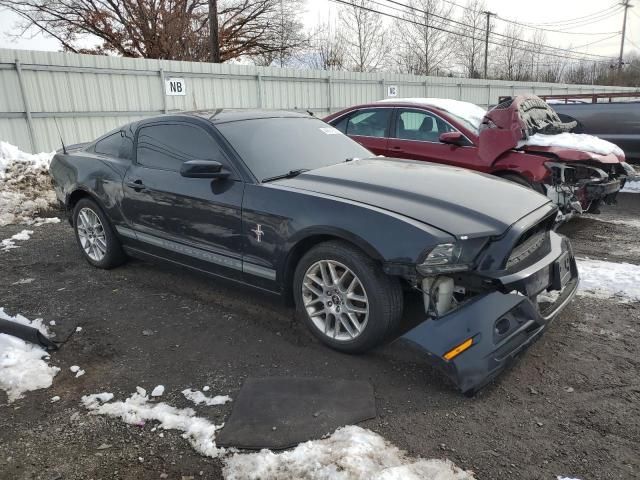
[495,317,511,336]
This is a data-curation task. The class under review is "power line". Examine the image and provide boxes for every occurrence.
[332,0,615,63]
[437,0,621,29]
[377,0,614,60]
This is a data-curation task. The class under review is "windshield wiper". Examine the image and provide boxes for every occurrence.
[262,169,309,183]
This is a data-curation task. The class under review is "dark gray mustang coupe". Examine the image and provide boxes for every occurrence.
[49,110,579,394]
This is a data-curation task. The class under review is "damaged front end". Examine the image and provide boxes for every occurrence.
[480,95,638,220]
[543,159,627,219]
[400,205,579,394]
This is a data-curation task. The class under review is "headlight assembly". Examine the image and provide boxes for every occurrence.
[417,238,487,276]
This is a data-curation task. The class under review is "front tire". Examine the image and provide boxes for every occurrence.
[73,198,126,269]
[293,241,403,354]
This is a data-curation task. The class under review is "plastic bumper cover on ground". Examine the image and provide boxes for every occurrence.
[401,233,579,394]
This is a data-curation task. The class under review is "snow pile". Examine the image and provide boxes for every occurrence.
[0,141,56,227]
[224,425,475,480]
[1,229,33,252]
[622,180,640,193]
[379,98,487,129]
[82,387,226,458]
[182,388,232,406]
[0,308,59,403]
[519,133,624,158]
[577,258,640,302]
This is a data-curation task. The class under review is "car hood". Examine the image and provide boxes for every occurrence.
[478,95,585,163]
[276,158,551,238]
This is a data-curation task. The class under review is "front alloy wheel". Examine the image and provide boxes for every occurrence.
[294,241,403,353]
[302,260,369,341]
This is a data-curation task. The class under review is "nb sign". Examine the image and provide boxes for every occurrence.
[165,78,186,96]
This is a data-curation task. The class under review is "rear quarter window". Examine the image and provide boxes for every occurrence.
[94,131,132,159]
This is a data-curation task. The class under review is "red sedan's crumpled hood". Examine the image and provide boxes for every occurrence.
[478,95,590,163]
[520,145,622,164]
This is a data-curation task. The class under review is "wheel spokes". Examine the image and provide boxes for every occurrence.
[302,259,369,342]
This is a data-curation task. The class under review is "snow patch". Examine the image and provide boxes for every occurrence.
[82,387,226,458]
[223,425,476,480]
[0,309,59,402]
[1,229,34,252]
[151,385,165,397]
[182,388,232,406]
[622,180,640,193]
[0,141,56,227]
[378,98,486,129]
[519,133,624,158]
[577,258,640,302]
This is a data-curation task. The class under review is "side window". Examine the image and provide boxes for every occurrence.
[345,109,391,138]
[94,132,129,158]
[396,109,458,142]
[331,114,350,134]
[136,123,227,172]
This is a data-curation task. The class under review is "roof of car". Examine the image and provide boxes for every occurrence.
[181,109,313,124]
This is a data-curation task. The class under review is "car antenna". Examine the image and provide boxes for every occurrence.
[306,109,315,117]
[53,117,67,154]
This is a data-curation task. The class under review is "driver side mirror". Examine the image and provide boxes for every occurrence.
[439,131,464,145]
[180,160,230,179]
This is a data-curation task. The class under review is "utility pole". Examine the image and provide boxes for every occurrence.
[483,11,496,79]
[209,0,220,63]
[618,0,633,70]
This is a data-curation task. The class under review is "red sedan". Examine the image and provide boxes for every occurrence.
[324,96,637,217]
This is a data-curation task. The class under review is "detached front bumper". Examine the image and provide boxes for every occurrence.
[401,233,579,394]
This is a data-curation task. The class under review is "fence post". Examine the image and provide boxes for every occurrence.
[457,83,462,100]
[486,84,491,107]
[380,79,385,99]
[327,75,332,114]
[159,68,168,114]
[424,79,429,97]
[15,59,37,153]
[257,73,263,108]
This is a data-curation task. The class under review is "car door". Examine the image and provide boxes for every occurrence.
[388,108,480,169]
[120,120,245,280]
[331,108,392,156]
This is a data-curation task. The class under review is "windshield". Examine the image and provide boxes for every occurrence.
[216,117,372,181]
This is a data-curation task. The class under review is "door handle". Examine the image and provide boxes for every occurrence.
[126,180,146,191]
[390,146,405,152]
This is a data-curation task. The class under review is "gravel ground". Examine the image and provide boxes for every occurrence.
[1,197,639,480]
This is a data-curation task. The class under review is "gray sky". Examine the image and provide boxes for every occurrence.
[1,0,638,59]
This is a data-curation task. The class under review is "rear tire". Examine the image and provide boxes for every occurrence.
[73,198,126,269]
[293,241,403,354]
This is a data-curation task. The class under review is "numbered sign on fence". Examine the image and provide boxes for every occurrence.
[387,85,398,97]
[165,78,186,96]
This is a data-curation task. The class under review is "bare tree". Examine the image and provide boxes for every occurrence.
[0,0,306,63]
[394,0,455,75]
[456,0,486,78]
[252,0,307,66]
[494,24,530,81]
[301,21,346,70]
[339,0,389,72]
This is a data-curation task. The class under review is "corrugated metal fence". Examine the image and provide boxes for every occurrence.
[1,48,638,153]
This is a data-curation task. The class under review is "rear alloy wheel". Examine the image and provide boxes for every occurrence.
[294,241,403,353]
[73,198,126,269]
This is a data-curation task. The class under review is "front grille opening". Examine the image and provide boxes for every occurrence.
[505,214,555,271]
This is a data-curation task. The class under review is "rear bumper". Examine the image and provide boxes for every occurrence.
[401,233,579,394]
